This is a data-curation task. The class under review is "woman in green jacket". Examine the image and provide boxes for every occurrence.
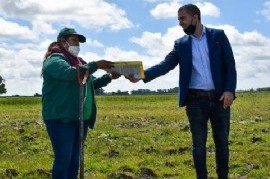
[42,27,120,179]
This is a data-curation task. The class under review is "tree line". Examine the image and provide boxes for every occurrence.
[0,75,270,96]
[94,87,179,96]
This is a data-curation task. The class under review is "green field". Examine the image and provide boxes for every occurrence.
[0,92,269,178]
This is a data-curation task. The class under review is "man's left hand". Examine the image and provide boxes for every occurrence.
[219,91,234,109]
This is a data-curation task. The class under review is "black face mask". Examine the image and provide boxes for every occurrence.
[183,20,196,35]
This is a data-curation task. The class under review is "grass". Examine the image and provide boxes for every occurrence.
[0,92,270,178]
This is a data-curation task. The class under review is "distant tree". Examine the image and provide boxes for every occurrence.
[257,87,270,91]
[168,87,178,93]
[34,93,42,97]
[0,75,7,95]
[157,89,167,93]
[95,88,105,95]
[112,90,129,95]
[131,89,154,95]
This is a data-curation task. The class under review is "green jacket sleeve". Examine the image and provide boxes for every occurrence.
[86,62,98,74]
[43,55,77,81]
[43,54,98,81]
[93,74,112,89]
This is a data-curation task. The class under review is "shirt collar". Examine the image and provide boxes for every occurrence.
[191,25,206,40]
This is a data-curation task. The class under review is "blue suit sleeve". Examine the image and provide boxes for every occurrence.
[222,31,237,92]
[143,42,179,83]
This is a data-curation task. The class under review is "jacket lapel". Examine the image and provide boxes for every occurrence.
[206,28,214,63]
[180,35,192,66]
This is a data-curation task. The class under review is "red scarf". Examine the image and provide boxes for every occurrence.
[50,45,86,66]
[50,45,89,85]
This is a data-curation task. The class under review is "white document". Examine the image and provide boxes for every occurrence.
[106,61,145,79]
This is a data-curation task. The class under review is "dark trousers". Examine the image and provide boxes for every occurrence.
[45,119,89,179]
[186,92,230,179]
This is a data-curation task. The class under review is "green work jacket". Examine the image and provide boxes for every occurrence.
[42,53,111,128]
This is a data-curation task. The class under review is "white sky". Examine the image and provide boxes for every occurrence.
[0,0,269,96]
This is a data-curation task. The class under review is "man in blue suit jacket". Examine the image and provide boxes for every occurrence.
[128,4,236,179]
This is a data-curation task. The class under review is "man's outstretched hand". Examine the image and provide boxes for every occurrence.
[125,74,140,83]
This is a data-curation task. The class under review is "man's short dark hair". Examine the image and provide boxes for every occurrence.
[178,4,201,21]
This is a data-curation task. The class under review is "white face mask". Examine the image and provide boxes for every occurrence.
[68,46,80,56]
[65,41,80,56]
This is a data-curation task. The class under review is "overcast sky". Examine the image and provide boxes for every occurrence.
[0,0,270,96]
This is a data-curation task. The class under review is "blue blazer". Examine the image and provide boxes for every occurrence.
[144,27,237,107]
